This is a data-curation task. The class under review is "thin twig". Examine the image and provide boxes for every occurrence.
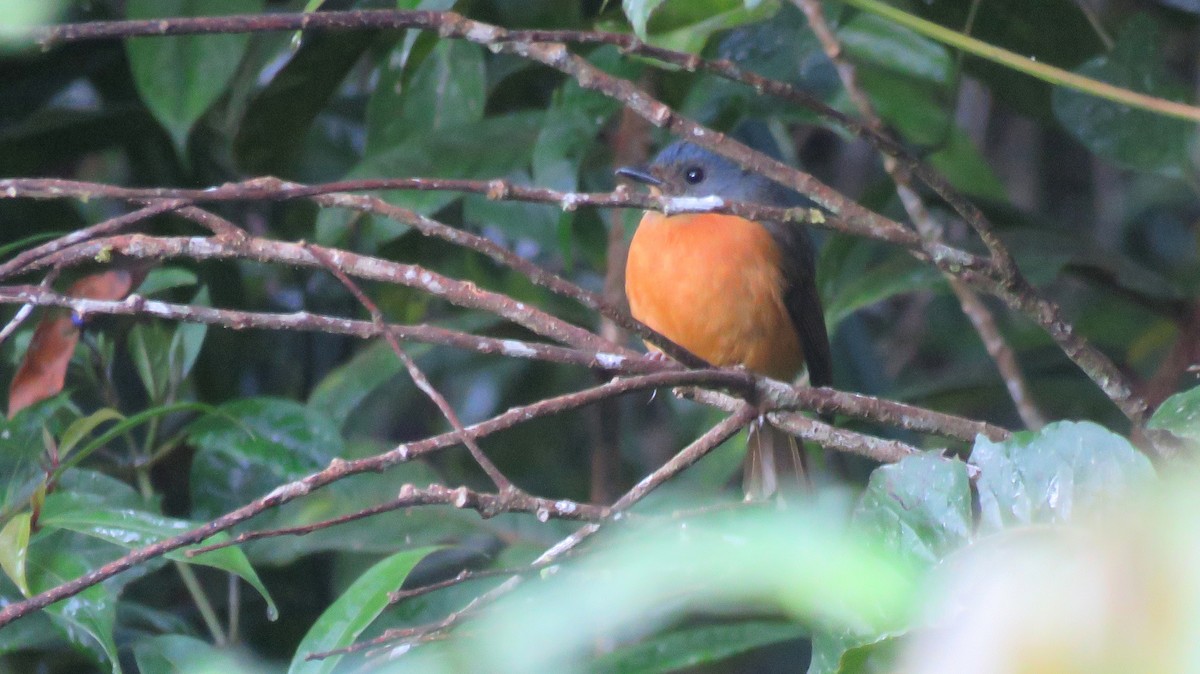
[0,272,58,345]
[186,483,605,557]
[305,242,515,492]
[684,388,921,463]
[0,177,955,264]
[0,285,650,372]
[23,233,626,355]
[0,200,186,279]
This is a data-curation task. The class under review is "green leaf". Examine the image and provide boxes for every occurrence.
[0,512,31,596]
[134,267,199,296]
[0,231,66,260]
[623,0,668,39]
[853,453,973,564]
[0,604,60,655]
[810,455,971,673]
[28,532,129,673]
[128,322,174,402]
[289,547,438,674]
[532,46,632,194]
[0,0,67,43]
[591,621,804,673]
[39,485,278,622]
[170,287,210,385]
[1052,15,1197,177]
[57,408,124,463]
[650,1,781,54]
[819,236,945,332]
[0,396,74,520]
[308,340,407,429]
[366,38,485,153]
[125,0,263,151]
[315,112,544,246]
[469,508,916,674]
[912,0,1106,118]
[233,30,382,176]
[134,635,251,674]
[53,402,217,480]
[1147,385,1200,452]
[186,398,343,518]
[127,299,209,403]
[927,127,1007,201]
[834,634,901,674]
[839,13,951,85]
[810,629,902,674]
[972,420,1155,534]
[847,67,950,147]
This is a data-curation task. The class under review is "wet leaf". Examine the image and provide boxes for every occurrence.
[972,421,1155,534]
[289,547,438,674]
[1147,385,1200,453]
[366,38,485,153]
[1053,15,1197,177]
[853,453,973,564]
[0,512,31,596]
[27,532,130,672]
[186,398,342,518]
[39,480,278,621]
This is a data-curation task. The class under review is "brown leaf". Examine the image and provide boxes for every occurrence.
[7,269,136,417]
[68,268,134,300]
[8,315,79,418]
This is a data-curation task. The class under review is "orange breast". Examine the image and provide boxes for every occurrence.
[625,211,803,380]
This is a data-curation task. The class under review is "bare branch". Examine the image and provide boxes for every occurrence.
[305,241,516,493]
[23,233,625,356]
[0,200,186,279]
[186,483,605,557]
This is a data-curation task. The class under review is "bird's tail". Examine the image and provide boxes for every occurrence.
[743,418,808,500]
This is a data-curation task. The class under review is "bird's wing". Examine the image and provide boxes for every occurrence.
[764,219,833,388]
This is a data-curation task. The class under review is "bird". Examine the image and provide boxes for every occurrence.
[617,141,833,499]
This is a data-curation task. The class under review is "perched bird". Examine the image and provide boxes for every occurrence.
[618,141,832,499]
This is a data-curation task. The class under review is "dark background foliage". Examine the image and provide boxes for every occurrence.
[0,0,1198,672]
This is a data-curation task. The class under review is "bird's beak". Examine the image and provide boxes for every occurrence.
[615,165,662,186]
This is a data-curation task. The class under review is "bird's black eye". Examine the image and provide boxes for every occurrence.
[684,167,705,184]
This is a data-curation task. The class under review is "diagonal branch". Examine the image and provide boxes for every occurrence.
[316,404,759,660]
[185,483,606,558]
[305,242,515,493]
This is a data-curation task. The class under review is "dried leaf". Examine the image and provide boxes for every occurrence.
[7,270,136,416]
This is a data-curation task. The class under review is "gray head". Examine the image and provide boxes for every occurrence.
[616,141,802,207]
